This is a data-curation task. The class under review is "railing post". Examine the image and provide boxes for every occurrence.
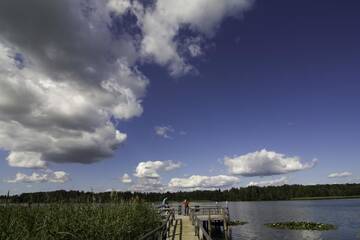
[208,212,212,238]
[195,220,198,236]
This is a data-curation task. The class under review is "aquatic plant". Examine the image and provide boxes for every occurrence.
[265,221,336,231]
[229,220,248,226]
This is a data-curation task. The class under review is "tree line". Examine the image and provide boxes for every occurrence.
[1,183,360,203]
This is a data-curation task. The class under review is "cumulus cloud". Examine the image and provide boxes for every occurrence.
[0,0,145,166]
[131,178,166,192]
[130,160,182,192]
[328,172,352,178]
[0,0,253,168]
[121,173,132,183]
[110,0,254,75]
[224,149,317,177]
[168,175,239,190]
[247,176,288,187]
[134,160,182,179]
[107,0,131,15]
[7,170,70,184]
[6,151,47,168]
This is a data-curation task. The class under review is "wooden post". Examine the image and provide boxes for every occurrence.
[195,220,198,236]
[208,212,212,237]
[224,207,230,230]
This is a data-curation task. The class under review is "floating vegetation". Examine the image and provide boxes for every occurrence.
[265,221,336,231]
[229,220,248,226]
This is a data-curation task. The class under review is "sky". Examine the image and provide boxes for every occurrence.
[0,0,360,195]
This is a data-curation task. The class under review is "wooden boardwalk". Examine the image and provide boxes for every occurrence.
[139,206,230,240]
[168,215,197,240]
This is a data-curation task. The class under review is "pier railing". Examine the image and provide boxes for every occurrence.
[140,206,230,240]
[189,206,230,240]
[193,216,213,240]
[189,206,229,217]
[138,208,175,240]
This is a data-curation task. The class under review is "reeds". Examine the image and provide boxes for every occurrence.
[0,202,161,240]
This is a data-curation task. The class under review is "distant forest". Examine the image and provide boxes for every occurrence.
[1,184,360,203]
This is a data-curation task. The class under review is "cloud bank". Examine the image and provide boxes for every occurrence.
[247,176,288,187]
[224,149,317,177]
[168,175,239,190]
[7,170,69,184]
[328,172,352,178]
[130,160,181,192]
[0,0,254,168]
[0,0,144,167]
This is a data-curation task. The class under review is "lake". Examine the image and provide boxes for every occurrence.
[195,199,360,240]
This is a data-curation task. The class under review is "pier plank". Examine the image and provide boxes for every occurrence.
[167,215,197,240]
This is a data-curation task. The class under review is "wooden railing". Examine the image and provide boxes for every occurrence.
[138,208,175,240]
[189,206,230,240]
[193,216,213,240]
[189,206,229,217]
[140,206,230,240]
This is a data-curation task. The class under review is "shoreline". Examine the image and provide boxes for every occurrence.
[166,196,360,204]
[290,195,360,201]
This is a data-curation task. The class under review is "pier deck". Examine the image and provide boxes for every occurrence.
[167,215,197,240]
[140,206,230,240]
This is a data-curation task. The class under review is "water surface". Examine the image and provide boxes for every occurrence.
[195,199,360,240]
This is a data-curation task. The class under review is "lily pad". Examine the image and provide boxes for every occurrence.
[265,221,336,231]
[229,220,248,226]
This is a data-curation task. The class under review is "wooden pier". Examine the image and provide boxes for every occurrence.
[139,206,231,240]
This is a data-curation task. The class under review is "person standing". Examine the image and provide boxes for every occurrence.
[183,199,190,215]
[161,197,168,209]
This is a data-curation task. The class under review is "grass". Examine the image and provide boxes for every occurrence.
[0,203,161,240]
[265,221,336,231]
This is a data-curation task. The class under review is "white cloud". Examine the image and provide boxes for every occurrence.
[168,175,239,190]
[154,126,174,139]
[224,149,317,177]
[107,0,131,15]
[0,1,146,166]
[131,178,165,192]
[7,170,70,184]
[6,151,46,168]
[131,160,182,192]
[328,172,352,178]
[155,126,188,138]
[134,160,182,179]
[0,0,253,168]
[247,176,288,187]
[115,0,254,76]
[121,173,132,183]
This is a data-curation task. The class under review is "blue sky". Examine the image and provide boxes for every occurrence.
[0,0,360,194]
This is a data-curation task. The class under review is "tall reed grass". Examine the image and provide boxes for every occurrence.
[0,202,161,240]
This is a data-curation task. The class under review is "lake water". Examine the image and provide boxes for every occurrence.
[195,199,360,240]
